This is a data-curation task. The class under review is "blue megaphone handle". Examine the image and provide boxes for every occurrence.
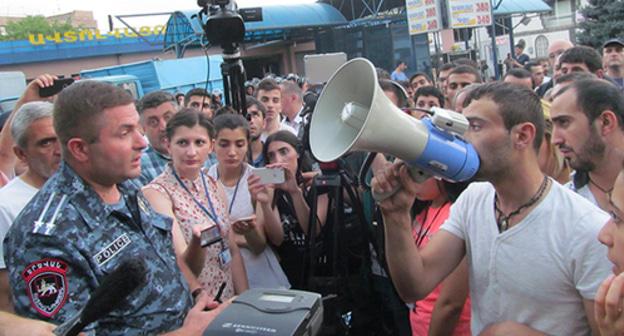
[406,118,480,182]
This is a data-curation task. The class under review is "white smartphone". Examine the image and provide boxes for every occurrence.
[252,167,286,185]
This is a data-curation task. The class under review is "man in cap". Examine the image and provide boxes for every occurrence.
[602,38,624,90]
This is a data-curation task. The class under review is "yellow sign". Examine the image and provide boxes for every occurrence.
[28,25,167,45]
[448,0,492,29]
[407,0,441,36]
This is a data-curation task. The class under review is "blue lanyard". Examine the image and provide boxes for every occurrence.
[217,164,244,215]
[172,168,220,227]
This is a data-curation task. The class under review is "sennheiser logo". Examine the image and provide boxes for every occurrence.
[221,323,277,333]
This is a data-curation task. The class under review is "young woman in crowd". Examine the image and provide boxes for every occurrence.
[596,166,624,335]
[408,177,471,336]
[143,109,248,301]
[207,114,290,289]
[248,130,328,289]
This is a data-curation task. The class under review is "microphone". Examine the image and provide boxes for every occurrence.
[53,260,147,336]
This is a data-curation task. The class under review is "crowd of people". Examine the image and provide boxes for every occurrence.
[0,35,624,336]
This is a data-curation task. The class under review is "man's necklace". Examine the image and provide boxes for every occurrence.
[589,176,614,195]
[494,176,550,233]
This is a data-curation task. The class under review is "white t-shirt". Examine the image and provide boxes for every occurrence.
[208,164,290,289]
[260,123,297,142]
[441,180,611,336]
[0,177,38,268]
[566,180,598,207]
[280,108,304,136]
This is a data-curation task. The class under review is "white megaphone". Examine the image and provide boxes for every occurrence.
[309,58,479,198]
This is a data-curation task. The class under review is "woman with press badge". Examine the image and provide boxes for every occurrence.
[143,109,248,301]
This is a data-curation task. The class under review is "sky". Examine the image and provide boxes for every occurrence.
[0,0,318,31]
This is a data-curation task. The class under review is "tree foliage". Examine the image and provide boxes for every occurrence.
[578,0,624,48]
[1,15,75,41]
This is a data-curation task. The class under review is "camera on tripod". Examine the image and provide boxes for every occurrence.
[196,0,262,116]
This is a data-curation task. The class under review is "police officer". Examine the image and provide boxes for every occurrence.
[4,81,220,335]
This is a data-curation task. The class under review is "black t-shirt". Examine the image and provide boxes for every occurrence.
[274,191,309,289]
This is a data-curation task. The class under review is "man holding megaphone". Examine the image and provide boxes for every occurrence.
[373,82,610,335]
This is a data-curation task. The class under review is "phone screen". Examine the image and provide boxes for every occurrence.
[200,225,222,247]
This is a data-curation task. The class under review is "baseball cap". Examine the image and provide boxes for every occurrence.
[603,38,624,49]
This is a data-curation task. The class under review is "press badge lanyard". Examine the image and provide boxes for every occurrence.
[216,164,244,215]
[172,169,221,228]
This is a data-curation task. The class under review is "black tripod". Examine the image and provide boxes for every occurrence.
[220,50,248,116]
[304,164,376,335]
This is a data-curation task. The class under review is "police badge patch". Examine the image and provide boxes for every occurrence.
[22,258,69,317]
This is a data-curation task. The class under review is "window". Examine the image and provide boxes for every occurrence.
[535,35,549,58]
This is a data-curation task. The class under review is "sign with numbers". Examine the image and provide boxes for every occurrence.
[447,0,493,29]
[406,0,442,35]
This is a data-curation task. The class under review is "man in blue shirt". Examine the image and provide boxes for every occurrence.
[391,61,409,82]
[137,91,178,185]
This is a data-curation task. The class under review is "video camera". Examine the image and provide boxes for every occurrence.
[196,0,262,116]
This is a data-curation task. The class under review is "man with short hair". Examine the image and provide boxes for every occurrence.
[246,96,266,167]
[211,89,223,108]
[375,82,610,335]
[558,46,605,78]
[536,40,574,97]
[550,78,624,211]
[537,57,551,79]
[525,61,545,88]
[184,88,213,118]
[602,38,624,89]
[503,68,534,89]
[547,72,596,101]
[513,41,530,67]
[445,65,482,108]
[137,91,179,185]
[413,86,444,110]
[255,78,295,141]
[279,81,304,136]
[411,85,444,120]
[391,61,409,82]
[409,72,433,94]
[0,102,60,312]
[436,63,456,103]
[4,81,220,335]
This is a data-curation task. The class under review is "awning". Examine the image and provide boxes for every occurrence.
[493,0,552,16]
[164,3,347,52]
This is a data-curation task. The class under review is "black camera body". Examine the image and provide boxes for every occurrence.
[196,0,262,116]
[200,0,245,52]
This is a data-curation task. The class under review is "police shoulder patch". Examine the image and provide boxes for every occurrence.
[22,258,69,318]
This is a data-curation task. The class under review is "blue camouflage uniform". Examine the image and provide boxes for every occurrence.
[4,162,193,335]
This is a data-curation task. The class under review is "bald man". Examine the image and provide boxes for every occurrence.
[536,40,574,97]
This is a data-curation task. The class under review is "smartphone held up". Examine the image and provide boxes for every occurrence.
[39,78,75,98]
[252,167,285,185]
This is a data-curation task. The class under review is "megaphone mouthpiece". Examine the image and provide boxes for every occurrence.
[340,102,368,130]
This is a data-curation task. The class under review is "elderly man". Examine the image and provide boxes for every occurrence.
[0,102,60,312]
[136,91,179,185]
